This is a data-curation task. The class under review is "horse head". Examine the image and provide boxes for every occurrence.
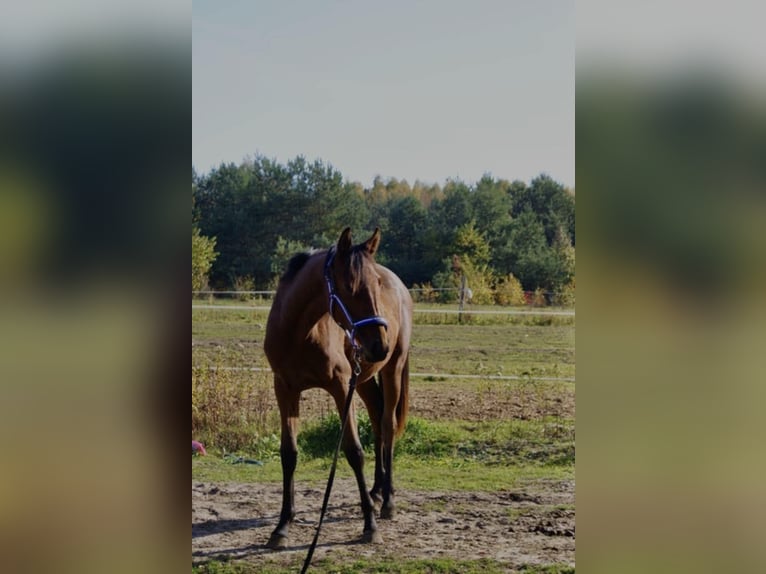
[330,227,390,363]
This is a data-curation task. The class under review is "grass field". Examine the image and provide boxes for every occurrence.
[192,302,575,572]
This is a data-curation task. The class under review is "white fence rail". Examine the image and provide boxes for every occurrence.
[198,365,575,383]
[191,304,574,317]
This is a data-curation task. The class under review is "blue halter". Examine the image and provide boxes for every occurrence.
[324,246,388,350]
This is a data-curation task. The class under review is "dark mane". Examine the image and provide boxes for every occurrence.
[281,252,313,283]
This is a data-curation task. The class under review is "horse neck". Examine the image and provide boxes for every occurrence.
[280,252,330,332]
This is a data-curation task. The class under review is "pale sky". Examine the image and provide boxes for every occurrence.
[193,1,574,188]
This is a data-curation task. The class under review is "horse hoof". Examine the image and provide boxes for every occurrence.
[380,505,396,520]
[362,530,383,544]
[267,533,289,550]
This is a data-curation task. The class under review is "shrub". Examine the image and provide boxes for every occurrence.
[494,273,526,306]
[411,282,438,303]
[232,275,255,301]
[192,227,217,292]
[552,277,575,307]
[431,267,460,303]
[531,287,548,307]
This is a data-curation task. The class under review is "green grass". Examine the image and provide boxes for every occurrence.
[192,454,574,491]
[192,300,574,325]
[192,415,574,491]
[192,305,575,380]
[411,323,574,379]
[192,557,574,574]
[202,414,575,466]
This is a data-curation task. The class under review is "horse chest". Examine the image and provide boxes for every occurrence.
[270,328,349,386]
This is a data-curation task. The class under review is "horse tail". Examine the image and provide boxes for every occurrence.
[394,354,410,438]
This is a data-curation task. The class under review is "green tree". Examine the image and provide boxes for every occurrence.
[550,225,576,293]
[194,155,367,288]
[269,236,313,279]
[192,226,217,292]
[512,174,575,246]
[374,195,437,285]
[471,174,512,255]
[431,254,495,305]
[194,160,274,286]
[433,179,474,241]
[453,221,491,268]
[458,256,496,305]
[500,209,555,291]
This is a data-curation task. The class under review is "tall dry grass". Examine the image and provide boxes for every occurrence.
[191,364,278,453]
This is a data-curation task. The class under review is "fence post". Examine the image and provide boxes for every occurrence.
[458,274,467,324]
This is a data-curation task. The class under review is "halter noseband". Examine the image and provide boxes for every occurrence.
[324,246,388,351]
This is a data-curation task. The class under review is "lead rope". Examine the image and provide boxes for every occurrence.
[300,347,362,574]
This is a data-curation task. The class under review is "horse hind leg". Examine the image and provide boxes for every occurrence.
[267,383,300,550]
[379,361,406,520]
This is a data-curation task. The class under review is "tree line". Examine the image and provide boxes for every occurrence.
[192,155,575,305]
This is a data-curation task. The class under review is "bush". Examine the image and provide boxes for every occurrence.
[232,275,255,301]
[432,255,496,305]
[552,277,575,307]
[531,287,548,307]
[431,267,460,303]
[494,273,526,306]
[411,282,439,303]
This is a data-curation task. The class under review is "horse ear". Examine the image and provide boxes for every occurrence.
[364,227,381,256]
[337,227,353,255]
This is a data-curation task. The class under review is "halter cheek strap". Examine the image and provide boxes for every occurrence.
[324,247,388,349]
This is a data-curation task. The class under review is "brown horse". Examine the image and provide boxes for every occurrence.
[263,227,412,548]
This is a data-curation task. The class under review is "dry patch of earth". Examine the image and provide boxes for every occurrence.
[192,478,574,571]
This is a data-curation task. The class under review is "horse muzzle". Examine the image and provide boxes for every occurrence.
[364,337,389,363]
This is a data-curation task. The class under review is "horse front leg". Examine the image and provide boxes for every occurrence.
[332,381,381,544]
[356,379,384,510]
[268,386,300,550]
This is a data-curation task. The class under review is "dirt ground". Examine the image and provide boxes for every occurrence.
[291,379,575,425]
[409,380,575,422]
[192,477,574,571]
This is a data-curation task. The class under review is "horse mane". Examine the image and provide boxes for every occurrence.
[279,244,371,291]
[280,251,314,284]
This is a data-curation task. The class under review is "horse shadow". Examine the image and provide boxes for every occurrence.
[192,515,276,539]
[192,504,369,560]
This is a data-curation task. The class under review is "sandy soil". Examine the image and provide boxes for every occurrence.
[192,477,574,571]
